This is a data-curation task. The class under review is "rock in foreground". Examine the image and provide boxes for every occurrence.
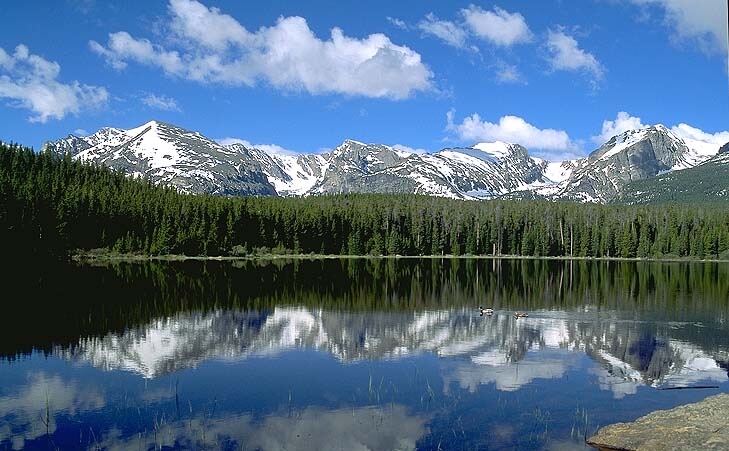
[587,393,729,450]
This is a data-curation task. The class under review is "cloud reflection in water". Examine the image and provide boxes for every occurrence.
[0,373,105,450]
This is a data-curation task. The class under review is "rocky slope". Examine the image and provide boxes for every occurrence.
[616,141,729,204]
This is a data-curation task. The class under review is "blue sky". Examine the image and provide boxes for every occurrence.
[0,0,727,160]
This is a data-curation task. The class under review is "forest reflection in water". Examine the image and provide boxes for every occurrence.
[1,258,729,450]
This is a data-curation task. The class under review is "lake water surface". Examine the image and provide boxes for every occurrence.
[2,258,729,450]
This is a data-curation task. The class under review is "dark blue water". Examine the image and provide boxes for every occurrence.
[1,258,728,450]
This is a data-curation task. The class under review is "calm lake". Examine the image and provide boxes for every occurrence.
[2,258,729,450]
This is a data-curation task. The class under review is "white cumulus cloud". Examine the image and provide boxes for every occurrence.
[446,110,576,152]
[593,111,648,143]
[167,0,252,51]
[89,33,183,72]
[629,0,728,52]
[90,0,433,100]
[141,93,181,111]
[671,123,729,146]
[0,44,108,123]
[546,29,604,80]
[461,5,533,46]
[417,13,468,48]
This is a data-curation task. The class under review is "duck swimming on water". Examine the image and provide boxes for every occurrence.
[514,311,528,318]
[479,306,494,316]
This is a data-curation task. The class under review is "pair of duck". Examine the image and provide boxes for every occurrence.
[479,307,528,318]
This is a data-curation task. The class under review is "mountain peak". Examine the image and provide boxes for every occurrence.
[129,120,181,134]
[342,138,367,146]
[603,124,674,146]
[125,120,161,137]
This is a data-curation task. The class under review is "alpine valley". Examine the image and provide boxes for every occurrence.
[42,120,728,203]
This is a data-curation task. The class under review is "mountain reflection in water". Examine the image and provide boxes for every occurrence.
[59,307,729,394]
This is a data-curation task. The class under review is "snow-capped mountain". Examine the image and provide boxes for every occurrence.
[545,125,716,203]
[42,121,276,196]
[43,121,726,203]
[303,139,551,198]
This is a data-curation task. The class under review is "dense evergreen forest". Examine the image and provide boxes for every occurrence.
[2,141,729,260]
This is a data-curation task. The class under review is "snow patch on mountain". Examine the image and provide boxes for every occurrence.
[597,128,650,161]
[533,158,574,183]
[670,136,722,170]
[472,141,513,159]
[268,154,329,196]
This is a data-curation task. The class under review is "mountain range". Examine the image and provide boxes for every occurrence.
[42,120,729,203]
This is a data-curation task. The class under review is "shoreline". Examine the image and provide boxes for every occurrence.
[71,252,729,264]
